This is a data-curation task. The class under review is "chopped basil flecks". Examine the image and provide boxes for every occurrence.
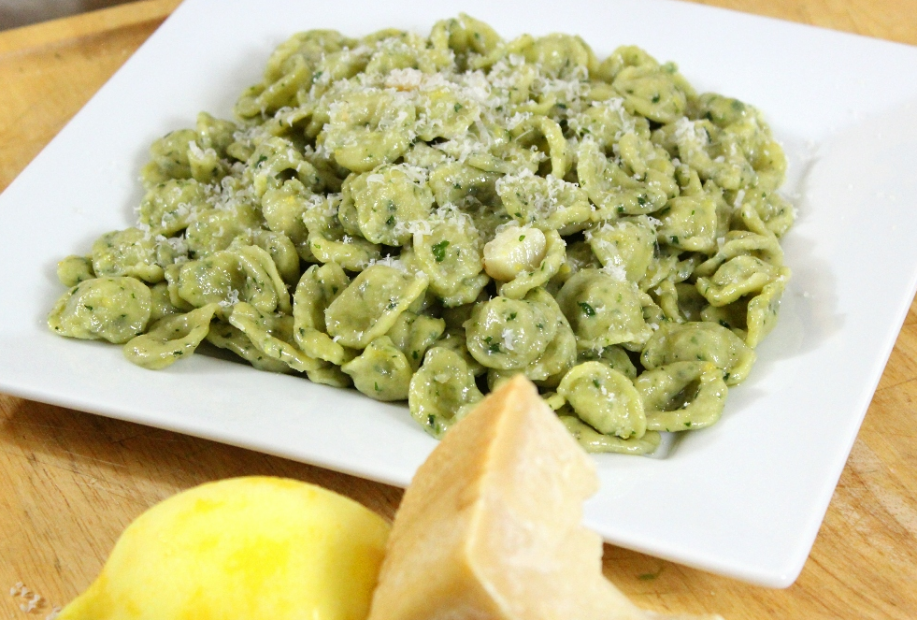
[431,240,450,262]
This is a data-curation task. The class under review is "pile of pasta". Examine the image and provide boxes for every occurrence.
[48,15,793,454]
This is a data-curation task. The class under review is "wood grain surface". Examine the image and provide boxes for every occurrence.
[1,1,915,618]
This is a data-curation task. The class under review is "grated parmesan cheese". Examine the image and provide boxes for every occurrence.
[10,582,51,615]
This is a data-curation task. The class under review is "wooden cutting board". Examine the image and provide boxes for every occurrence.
[1,1,915,618]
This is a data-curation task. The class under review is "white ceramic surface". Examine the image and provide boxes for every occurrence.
[2,0,916,588]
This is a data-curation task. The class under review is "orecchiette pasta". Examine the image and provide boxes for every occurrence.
[123,303,220,370]
[50,277,152,344]
[557,362,646,439]
[342,336,413,401]
[635,361,728,432]
[48,15,794,455]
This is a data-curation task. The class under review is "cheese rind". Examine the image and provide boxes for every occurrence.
[368,375,723,620]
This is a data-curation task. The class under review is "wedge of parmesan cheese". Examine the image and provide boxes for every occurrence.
[368,375,722,620]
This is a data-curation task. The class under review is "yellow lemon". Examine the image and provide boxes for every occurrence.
[59,476,389,620]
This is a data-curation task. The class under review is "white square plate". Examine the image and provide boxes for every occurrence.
[2,0,916,588]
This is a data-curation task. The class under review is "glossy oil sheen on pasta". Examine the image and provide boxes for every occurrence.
[48,15,793,455]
